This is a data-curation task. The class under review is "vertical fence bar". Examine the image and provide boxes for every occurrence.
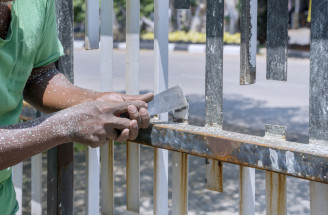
[264,125,287,215]
[205,0,224,128]
[85,0,99,49]
[48,0,74,214]
[100,0,114,213]
[126,0,140,213]
[205,159,223,192]
[154,0,169,213]
[309,1,328,214]
[87,148,100,214]
[240,0,257,85]
[293,0,300,29]
[12,163,23,215]
[85,0,102,212]
[266,0,288,81]
[205,0,224,193]
[172,152,189,215]
[31,154,42,215]
[239,167,255,215]
[47,148,57,215]
[172,111,189,215]
[266,172,286,215]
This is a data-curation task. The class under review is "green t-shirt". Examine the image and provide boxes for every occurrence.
[0,0,64,213]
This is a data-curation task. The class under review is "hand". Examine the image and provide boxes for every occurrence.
[58,100,148,147]
[96,92,154,129]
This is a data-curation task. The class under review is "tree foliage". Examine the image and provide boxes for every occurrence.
[73,0,155,23]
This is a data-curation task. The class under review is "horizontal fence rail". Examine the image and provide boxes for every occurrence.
[135,123,328,184]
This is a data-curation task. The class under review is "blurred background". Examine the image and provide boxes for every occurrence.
[74,0,311,48]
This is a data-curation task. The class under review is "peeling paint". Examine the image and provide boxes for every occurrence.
[286,151,295,174]
[269,148,279,170]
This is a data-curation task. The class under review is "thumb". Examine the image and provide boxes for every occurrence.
[123,93,154,103]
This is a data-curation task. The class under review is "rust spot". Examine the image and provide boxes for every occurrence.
[239,167,243,212]
[180,153,188,214]
[206,136,239,162]
[269,172,273,214]
[218,161,223,192]
[153,149,157,212]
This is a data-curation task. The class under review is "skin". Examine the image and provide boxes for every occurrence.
[0,4,154,170]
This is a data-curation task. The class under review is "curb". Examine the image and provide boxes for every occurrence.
[74,40,310,58]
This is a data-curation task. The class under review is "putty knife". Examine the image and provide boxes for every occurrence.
[147,85,188,115]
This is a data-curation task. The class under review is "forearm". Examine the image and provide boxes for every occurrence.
[0,113,71,170]
[23,65,101,113]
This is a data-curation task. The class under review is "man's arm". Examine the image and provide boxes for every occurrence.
[0,100,148,170]
[23,63,153,115]
[0,63,154,170]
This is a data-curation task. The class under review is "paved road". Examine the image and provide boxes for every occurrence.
[73,48,311,214]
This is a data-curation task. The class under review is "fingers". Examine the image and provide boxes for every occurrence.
[123,93,154,103]
[113,100,147,115]
[116,128,130,143]
[129,120,139,140]
[127,105,141,126]
[139,108,150,129]
[122,105,150,130]
[112,117,132,130]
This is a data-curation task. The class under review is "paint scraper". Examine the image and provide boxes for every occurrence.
[147,85,188,115]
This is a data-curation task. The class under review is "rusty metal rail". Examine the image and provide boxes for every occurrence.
[135,122,328,184]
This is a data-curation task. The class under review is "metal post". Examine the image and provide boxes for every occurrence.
[266,0,288,81]
[309,1,328,214]
[85,0,99,49]
[85,0,102,213]
[172,108,189,214]
[293,0,300,29]
[126,0,140,213]
[205,0,224,193]
[265,125,287,215]
[239,167,255,215]
[47,148,58,215]
[87,147,100,214]
[154,0,169,213]
[206,159,223,192]
[266,172,286,215]
[48,0,74,214]
[31,154,42,214]
[172,152,189,215]
[12,163,23,215]
[100,0,114,214]
[240,0,257,85]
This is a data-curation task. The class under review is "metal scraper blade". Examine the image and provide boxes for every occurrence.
[147,85,188,115]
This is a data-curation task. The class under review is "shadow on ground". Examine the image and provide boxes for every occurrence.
[21,94,310,214]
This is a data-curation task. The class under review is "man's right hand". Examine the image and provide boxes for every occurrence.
[58,100,149,147]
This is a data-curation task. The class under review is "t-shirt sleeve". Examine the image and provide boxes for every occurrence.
[33,0,64,68]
